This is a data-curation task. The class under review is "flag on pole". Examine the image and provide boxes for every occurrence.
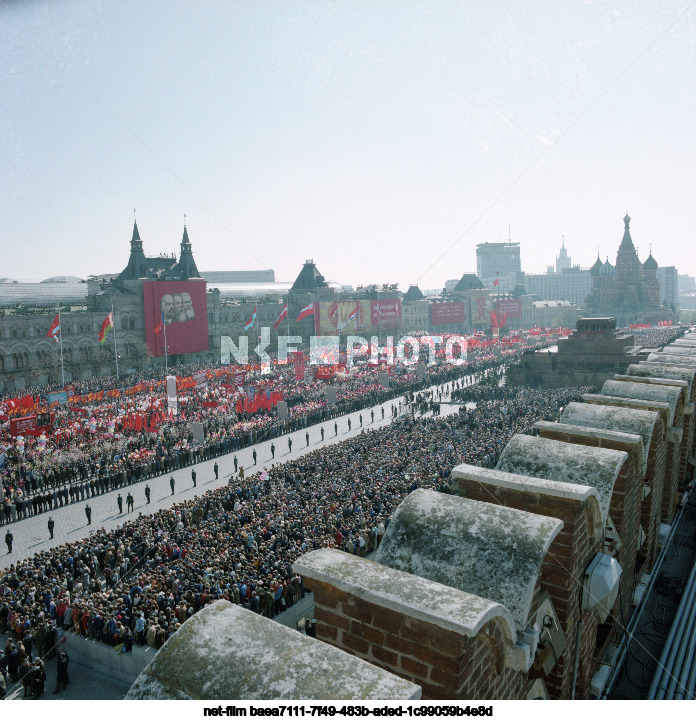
[47,314,60,343]
[154,311,164,335]
[348,306,359,323]
[97,311,114,343]
[273,303,288,331]
[244,305,257,330]
[296,302,315,321]
[493,278,499,287]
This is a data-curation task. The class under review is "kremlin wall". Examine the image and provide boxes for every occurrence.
[128,331,696,700]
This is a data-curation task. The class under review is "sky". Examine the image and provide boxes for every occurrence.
[1,0,695,289]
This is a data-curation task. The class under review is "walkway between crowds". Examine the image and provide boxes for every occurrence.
[2,374,474,566]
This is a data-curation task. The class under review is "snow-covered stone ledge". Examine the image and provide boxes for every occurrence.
[126,601,421,700]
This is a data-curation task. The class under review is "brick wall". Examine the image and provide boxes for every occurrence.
[534,422,642,626]
[308,578,528,700]
[583,394,669,562]
[452,473,601,699]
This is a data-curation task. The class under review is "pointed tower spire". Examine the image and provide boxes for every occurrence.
[176,221,200,280]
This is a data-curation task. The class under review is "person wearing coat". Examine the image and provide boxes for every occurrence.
[53,649,69,693]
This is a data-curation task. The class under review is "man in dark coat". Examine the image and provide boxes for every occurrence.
[53,649,69,693]
[85,504,92,525]
[48,517,55,539]
[4,530,11,554]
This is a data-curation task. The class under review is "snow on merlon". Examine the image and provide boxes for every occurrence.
[294,547,516,641]
[561,401,656,472]
[373,489,562,629]
[602,379,681,425]
[497,434,626,526]
[647,353,696,367]
[126,601,421,700]
[629,363,695,397]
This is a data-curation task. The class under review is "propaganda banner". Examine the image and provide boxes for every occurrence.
[293,351,305,380]
[47,391,69,406]
[10,415,37,437]
[495,299,522,318]
[193,371,207,389]
[143,280,209,357]
[472,295,492,324]
[232,371,246,387]
[370,299,401,329]
[315,366,336,380]
[431,302,465,326]
[314,299,401,334]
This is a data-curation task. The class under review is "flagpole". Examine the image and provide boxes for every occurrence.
[163,315,169,375]
[58,305,65,387]
[112,302,119,379]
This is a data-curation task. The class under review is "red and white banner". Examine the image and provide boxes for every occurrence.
[273,303,288,330]
[231,370,246,387]
[296,302,315,322]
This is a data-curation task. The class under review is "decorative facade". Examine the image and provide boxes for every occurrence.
[585,214,664,325]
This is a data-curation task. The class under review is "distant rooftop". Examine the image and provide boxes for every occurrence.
[200,270,275,283]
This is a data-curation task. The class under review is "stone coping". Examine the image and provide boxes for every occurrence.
[632,363,695,398]
[127,600,421,700]
[582,394,671,442]
[561,401,657,472]
[647,353,696,367]
[295,546,518,640]
[674,339,696,347]
[661,346,696,355]
[373,489,562,630]
[451,463,603,543]
[602,380,682,426]
[534,420,645,480]
[451,462,599,504]
[497,434,627,525]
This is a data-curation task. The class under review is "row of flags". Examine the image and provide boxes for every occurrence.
[46,311,114,344]
[244,302,315,331]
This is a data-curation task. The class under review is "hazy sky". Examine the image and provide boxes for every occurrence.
[2,1,695,289]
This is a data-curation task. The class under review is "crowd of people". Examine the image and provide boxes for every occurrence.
[0,323,682,699]
[1,337,544,522]
[1,373,593,698]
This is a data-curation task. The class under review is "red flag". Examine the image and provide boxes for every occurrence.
[493,278,499,287]
[154,311,164,335]
[47,314,60,343]
[273,303,288,331]
[296,302,315,322]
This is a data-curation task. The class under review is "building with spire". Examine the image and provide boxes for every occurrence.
[585,214,664,325]
[522,238,592,305]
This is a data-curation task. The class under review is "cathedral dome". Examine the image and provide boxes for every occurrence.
[643,252,658,272]
[590,255,603,277]
[599,258,615,278]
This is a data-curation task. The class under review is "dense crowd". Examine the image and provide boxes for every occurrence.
[0,378,592,697]
[1,340,540,520]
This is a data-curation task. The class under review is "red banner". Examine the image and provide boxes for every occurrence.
[370,299,401,329]
[143,280,209,357]
[293,351,305,380]
[495,299,522,318]
[10,415,37,436]
[232,371,246,387]
[316,366,336,380]
[431,302,465,326]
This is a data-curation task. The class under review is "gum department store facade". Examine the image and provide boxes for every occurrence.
[0,213,669,392]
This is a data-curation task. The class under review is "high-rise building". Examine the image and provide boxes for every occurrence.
[656,266,678,308]
[476,241,520,292]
